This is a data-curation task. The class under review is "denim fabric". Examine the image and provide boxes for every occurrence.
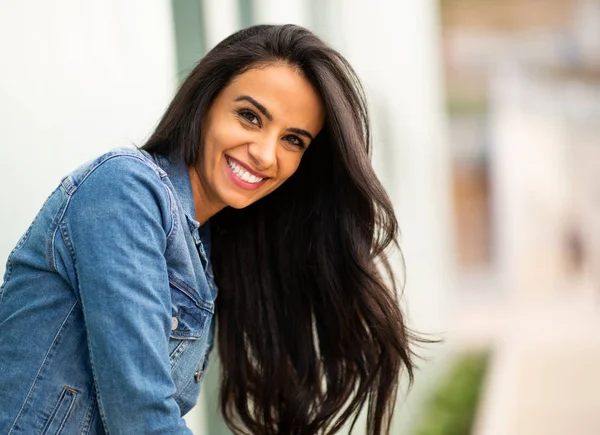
[0,148,217,434]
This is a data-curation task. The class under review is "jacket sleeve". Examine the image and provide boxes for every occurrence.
[64,156,193,435]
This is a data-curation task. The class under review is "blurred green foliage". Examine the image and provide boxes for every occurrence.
[412,352,489,435]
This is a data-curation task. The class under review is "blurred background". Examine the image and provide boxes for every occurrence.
[1,0,600,434]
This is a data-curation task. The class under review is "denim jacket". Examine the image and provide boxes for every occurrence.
[0,148,217,434]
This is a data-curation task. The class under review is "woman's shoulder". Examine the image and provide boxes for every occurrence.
[61,146,176,236]
[61,146,175,224]
[64,146,166,192]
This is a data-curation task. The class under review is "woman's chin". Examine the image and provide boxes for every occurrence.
[223,193,259,210]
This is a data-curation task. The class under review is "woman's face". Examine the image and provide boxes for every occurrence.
[195,63,325,212]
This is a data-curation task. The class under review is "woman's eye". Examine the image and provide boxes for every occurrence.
[238,110,260,126]
[284,135,305,149]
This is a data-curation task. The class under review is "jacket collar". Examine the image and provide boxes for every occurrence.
[142,150,212,257]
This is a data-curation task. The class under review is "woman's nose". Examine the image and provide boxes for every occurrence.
[247,137,277,171]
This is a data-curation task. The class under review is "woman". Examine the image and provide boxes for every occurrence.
[0,25,415,434]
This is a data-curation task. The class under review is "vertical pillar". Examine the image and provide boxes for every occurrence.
[202,0,239,51]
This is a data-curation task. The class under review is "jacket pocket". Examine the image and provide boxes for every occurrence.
[168,270,213,342]
[40,386,78,435]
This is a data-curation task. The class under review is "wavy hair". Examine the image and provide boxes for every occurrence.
[143,24,416,435]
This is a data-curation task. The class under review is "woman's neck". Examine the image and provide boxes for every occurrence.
[188,165,226,225]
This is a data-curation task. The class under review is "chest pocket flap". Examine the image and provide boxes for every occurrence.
[168,270,213,340]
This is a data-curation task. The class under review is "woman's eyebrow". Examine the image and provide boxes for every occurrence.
[287,127,314,141]
[235,95,273,121]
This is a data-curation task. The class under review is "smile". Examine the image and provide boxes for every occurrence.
[226,156,265,184]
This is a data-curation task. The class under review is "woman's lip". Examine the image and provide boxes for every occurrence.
[225,155,270,179]
[224,157,268,191]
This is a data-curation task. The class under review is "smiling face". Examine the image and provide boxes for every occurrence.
[191,63,325,221]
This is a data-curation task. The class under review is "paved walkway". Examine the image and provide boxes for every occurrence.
[449,282,600,435]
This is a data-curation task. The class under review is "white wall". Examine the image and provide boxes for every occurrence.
[0,0,177,274]
[490,65,574,299]
[253,0,311,27]
[325,0,453,324]
[202,0,239,50]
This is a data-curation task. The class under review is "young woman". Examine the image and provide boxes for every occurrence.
[0,24,415,434]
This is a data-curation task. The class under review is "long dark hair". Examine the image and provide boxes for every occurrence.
[143,24,416,435]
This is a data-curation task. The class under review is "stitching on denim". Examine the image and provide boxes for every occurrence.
[53,387,78,435]
[176,354,205,402]
[7,301,79,435]
[51,190,73,273]
[73,285,111,435]
[2,186,60,286]
[67,153,163,192]
[164,185,177,243]
[79,388,97,435]
[169,339,190,367]
[58,220,75,262]
[167,271,214,313]
[40,387,67,435]
[173,393,185,415]
[60,176,76,195]
[62,153,174,248]
[0,265,10,303]
[40,386,78,435]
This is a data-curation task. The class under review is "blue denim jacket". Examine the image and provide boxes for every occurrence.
[0,148,217,434]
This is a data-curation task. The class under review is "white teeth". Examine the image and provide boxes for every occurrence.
[226,157,264,184]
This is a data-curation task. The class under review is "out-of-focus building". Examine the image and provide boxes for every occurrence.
[442,0,576,275]
[443,0,600,296]
[442,1,600,434]
[443,0,600,291]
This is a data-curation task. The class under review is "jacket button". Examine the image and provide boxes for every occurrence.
[194,371,203,382]
[171,316,178,330]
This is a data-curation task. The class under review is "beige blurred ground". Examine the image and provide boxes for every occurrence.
[450,280,600,435]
